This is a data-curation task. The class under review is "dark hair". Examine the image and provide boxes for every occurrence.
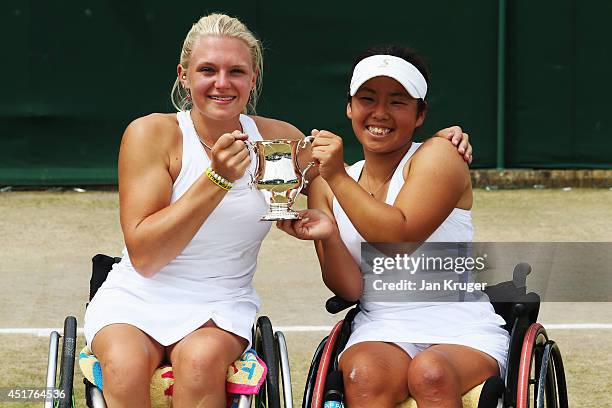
[348,44,429,115]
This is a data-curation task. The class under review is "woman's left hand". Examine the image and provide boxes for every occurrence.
[434,126,473,164]
[276,209,336,241]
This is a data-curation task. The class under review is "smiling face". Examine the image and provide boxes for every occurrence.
[178,35,257,121]
[347,76,426,153]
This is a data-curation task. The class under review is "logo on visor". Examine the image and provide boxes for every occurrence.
[378,58,390,68]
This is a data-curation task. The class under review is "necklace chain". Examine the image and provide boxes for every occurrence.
[197,137,213,150]
[364,164,395,197]
[189,111,213,150]
[190,113,244,151]
[192,124,212,150]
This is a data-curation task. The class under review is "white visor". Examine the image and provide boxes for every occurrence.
[349,54,427,100]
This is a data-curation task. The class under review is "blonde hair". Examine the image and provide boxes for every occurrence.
[170,13,264,113]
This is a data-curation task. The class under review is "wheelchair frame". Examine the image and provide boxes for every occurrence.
[45,316,77,408]
[45,254,293,408]
[302,263,568,408]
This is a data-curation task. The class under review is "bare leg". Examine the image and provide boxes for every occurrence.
[91,324,165,408]
[407,344,499,408]
[168,320,248,408]
[339,341,412,408]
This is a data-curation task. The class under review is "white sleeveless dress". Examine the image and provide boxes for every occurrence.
[334,143,510,376]
[84,111,271,347]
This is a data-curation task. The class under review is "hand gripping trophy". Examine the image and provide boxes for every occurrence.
[247,136,315,221]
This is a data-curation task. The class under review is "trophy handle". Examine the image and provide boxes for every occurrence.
[298,135,315,150]
[243,140,258,189]
[294,136,316,194]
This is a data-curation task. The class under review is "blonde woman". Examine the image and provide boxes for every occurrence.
[84,14,472,407]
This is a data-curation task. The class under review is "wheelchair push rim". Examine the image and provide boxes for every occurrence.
[517,323,568,408]
[310,320,343,408]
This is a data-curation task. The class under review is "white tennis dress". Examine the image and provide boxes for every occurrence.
[84,111,271,347]
[334,143,510,376]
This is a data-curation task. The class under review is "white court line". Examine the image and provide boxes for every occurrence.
[2,323,612,336]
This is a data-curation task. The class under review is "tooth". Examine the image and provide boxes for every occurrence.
[368,126,391,135]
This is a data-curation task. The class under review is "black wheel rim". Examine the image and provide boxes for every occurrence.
[255,316,281,408]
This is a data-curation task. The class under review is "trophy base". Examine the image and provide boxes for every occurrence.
[260,204,301,221]
[260,211,301,221]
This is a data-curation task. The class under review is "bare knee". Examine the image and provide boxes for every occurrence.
[173,337,232,390]
[340,352,390,398]
[407,352,460,401]
[99,347,152,397]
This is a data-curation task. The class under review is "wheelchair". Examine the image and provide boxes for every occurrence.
[45,254,293,408]
[302,263,568,408]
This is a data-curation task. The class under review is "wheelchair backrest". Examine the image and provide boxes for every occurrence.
[484,263,540,332]
[89,254,121,301]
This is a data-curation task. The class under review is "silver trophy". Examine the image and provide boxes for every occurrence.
[247,136,315,221]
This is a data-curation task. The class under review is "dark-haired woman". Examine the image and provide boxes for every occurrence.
[278,45,509,408]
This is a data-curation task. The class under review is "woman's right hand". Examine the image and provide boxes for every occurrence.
[209,130,251,181]
[310,129,347,183]
[276,209,336,241]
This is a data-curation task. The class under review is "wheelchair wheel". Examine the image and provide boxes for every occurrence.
[517,323,568,408]
[311,321,343,408]
[58,316,77,408]
[255,316,281,408]
[275,331,293,408]
[302,337,327,408]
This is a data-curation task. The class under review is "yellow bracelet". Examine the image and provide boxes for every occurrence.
[205,167,233,191]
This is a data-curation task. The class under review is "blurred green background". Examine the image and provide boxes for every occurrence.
[2,0,610,185]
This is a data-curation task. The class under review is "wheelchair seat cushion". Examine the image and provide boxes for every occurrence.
[79,346,267,406]
[396,382,483,408]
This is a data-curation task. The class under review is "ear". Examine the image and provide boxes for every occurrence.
[251,71,258,91]
[415,104,427,127]
[177,64,188,89]
[346,102,352,120]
